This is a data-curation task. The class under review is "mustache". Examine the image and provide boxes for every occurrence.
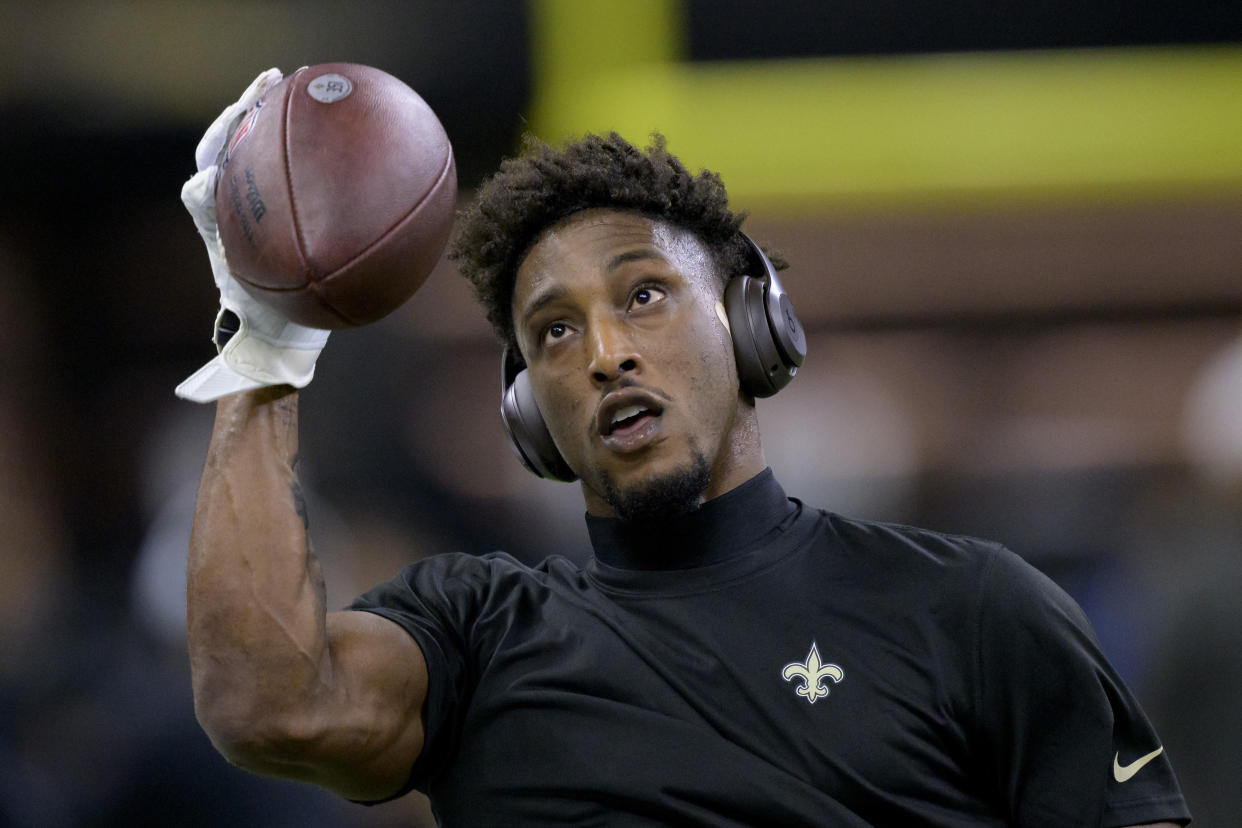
[611,376,674,403]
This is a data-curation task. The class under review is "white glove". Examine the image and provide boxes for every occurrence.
[175,68,331,403]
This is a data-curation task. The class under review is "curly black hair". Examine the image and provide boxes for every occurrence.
[449,132,766,347]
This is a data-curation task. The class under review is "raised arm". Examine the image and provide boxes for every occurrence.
[187,387,427,801]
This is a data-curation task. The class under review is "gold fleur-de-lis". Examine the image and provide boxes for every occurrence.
[781,642,844,704]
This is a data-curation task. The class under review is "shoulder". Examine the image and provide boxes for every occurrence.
[346,551,592,689]
[796,508,1081,634]
[350,551,586,618]
[824,511,1086,626]
[810,508,1006,579]
[355,551,581,603]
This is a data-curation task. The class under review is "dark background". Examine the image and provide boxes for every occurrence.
[1,2,1239,824]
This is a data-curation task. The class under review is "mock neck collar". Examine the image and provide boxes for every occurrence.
[584,468,794,571]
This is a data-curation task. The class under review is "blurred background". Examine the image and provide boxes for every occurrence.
[2,1,1239,824]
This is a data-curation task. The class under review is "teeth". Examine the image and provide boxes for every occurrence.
[611,405,647,425]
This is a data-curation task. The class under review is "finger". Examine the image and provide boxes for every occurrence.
[181,166,220,238]
[194,68,283,172]
[239,67,283,107]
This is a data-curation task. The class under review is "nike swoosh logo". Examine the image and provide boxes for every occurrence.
[1113,746,1163,783]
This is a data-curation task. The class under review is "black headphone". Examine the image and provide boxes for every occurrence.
[500,233,806,481]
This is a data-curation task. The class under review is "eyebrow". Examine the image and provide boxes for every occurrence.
[606,248,665,272]
[519,285,569,327]
[519,248,668,327]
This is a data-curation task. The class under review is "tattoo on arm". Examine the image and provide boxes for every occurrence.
[289,452,326,602]
[291,454,309,531]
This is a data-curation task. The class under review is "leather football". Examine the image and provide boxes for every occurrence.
[215,62,457,328]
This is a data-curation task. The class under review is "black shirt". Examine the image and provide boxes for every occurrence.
[350,469,1190,826]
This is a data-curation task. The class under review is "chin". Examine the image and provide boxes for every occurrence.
[597,450,711,523]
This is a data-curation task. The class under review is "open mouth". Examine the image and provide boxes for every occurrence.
[607,404,657,435]
[597,390,667,451]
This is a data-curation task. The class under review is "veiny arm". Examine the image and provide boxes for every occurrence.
[187,386,427,801]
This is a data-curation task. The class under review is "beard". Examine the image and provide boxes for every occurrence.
[598,449,711,523]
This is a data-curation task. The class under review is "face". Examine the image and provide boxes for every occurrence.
[512,209,765,519]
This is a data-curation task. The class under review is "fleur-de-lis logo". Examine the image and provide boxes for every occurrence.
[781,642,844,704]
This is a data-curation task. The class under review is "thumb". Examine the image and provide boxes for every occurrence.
[181,166,219,239]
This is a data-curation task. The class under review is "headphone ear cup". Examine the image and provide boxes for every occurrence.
[500,354,577,482]
[765,284,807,373]
[724,274,782,397]
[725,236,807,398]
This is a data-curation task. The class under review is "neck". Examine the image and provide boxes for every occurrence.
[585,467,792,571]
[703,401,765,499]
[582,400,765,518]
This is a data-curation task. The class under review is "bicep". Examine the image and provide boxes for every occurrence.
[301,610,429,802]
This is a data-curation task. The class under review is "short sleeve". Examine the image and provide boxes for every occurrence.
[971,546,1191,827]
[347,552,503,795]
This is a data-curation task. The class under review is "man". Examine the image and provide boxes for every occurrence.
[180,72,1190,826]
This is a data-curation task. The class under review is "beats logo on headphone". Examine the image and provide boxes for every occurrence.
[501,233,806,481]
[723,234,808,398]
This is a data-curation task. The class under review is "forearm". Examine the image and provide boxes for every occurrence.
[187,386,329,757]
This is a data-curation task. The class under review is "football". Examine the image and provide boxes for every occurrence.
[215,63,457,328]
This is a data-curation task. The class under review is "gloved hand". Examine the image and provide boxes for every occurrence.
[175,68,331,403]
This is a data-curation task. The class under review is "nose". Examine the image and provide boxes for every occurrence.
[586,319,640,385]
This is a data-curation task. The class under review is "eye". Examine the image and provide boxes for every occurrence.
[630,285,667,309]
[542,321,572,346]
